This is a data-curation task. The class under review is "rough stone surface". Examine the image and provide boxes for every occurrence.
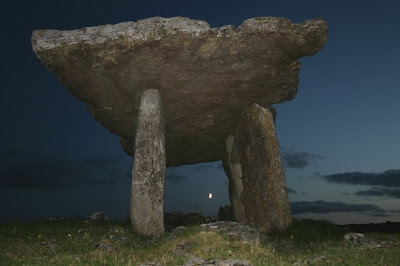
[184,258,253,266]
[31,16,327,166]
[200,221,260,245]
[222,134,246,224]
[89,211,109,222]
[293,256,328,266]
[344,232,365,243]
[94,242,116,252]
[222,104,291,232]
[139,263,162,266]
[130,89,166,236]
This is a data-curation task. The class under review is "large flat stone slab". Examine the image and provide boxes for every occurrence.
[31,16,327,166]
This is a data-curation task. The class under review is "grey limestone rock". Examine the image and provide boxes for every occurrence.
[31,16,327,166]
[139,263,163,266]
[200,221,260,245]
[222,104,291,232]
[184,258,253,266]
[89,211,109,222]
[94,242,116,252]
[130,89,166,236]
[344,232,365,244]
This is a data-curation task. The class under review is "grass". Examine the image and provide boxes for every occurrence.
[0,218,399,265]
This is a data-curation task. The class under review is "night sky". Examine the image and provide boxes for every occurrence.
[1,0,399,224]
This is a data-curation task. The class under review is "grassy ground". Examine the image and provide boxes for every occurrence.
[0,218,399,265]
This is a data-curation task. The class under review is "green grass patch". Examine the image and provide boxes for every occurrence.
[0,218,399,265]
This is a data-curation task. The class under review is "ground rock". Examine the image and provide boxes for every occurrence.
[184,258,253,266]
[107,234,130,245]
[40,238,58,253]
[139,263,162,266]
[200,221,260,245]
[223,104,292,232]
[31,16,327,166]
[344,232,398,249]
[89,211,109,222]
[174,240,196,258]
[344,232,365,244]
[94,242,116,252]
[293,255,328,265]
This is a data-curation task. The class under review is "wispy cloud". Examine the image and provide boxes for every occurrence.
[368,213,391,217]
[281,151,325,169]
[355,187,400,199]
[322,170,400,188]
[290,200,385,214]
[0,148,129,190]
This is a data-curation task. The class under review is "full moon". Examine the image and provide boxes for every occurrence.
[208,193,213,199]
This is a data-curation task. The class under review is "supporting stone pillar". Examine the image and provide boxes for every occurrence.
[130,89,166,236]
[222,103,291,232]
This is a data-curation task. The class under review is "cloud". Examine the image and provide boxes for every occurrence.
[354,187,400,199]
[287,187,297,194]
[281,151,325,169]
[166,174,187,184]
[368,213,391,217]
[322,170,400,188]
[312,172,321,177]
[290,200,385,214]
[0,148,129,190]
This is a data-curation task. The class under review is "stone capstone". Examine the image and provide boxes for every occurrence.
[130,89,166,236]
[222,104,292,232]
[31,16,327,166]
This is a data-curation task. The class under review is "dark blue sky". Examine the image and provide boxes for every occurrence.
[1,0,399,224]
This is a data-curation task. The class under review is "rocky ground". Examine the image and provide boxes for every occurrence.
[2,210,400,265]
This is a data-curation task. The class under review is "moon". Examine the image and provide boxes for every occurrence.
[208,193,213,199]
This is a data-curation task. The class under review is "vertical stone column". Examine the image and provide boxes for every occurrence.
[223,103,291,232]
[130,89,166,236]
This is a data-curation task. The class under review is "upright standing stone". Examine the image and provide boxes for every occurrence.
[223,104,291,232]
[130,89,166,236]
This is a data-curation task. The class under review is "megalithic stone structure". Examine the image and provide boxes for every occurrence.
[130,89,166,236]
[223,104,291,232]
[31,16,327,235]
